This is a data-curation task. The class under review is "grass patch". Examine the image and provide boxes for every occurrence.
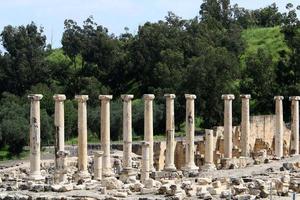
[0,146,29,161]
[66,133,100,145]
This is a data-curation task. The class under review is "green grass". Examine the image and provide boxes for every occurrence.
[0,146,29,161]
[66,133,100,145]
[241,26,290,68]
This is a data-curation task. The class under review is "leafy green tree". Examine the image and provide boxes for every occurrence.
[0,23,48,95]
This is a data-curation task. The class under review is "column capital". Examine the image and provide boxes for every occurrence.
[53,94,66,101]
[221,94,235,100]
[56,150,69,157]
[94,151,104,157]
[185,94,196,100]
[141,141,150,146]
[143,94,155,100]
[164,94,176,99]
[121,94,134,101]
[274,96,284,101]
[75,95,89,102]
[289,96,300,101]
[240,94,251,99]
[28,94,43,101]
[99,95,113,101]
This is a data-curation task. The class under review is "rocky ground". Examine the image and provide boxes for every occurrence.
[1,152,300,199]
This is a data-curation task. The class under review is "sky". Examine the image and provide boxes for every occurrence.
[0,0,299,49]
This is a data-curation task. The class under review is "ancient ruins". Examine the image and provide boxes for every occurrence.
[1,93,300,199]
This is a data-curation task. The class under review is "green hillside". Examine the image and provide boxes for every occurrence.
[241,26,290,67]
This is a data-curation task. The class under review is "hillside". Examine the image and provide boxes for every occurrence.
[240,26,290,67]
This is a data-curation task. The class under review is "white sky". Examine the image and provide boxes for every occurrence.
[0,0,299,49]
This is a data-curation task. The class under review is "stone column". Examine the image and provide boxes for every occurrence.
[94,151,104,180]
[54,150,68,183]
[143,94,155,170]
[164,94,176,171]
[221,94,235,159]
[240,94,251,157]
[183,94,198,171]
[274,96,284,158]
[290,96,300,155]
[99,95,113,177]
[75,95,90,178]
[141,141,150,183]
[53,94,66,168]
[28,94,44,180]
[120,94,135,179]
[203,129,216,170]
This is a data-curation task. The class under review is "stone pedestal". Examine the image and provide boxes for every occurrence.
[290,96,300,155]
[28,94,44,181]
[120,94,136,181]
[274,96,284,158]
[99,95,113,177]
[54,150,69,184]
[94,151,104,181]
[143,94,155,171]
[202,129,216,171]
[240,94,251,157]
[75,95,90,179]
[141,141,150,183]
[53,94,66,171]
[182,94,198,172]
[164,94,176,172]
[221,94,235,159]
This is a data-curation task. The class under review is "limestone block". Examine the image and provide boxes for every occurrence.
[102,177,123,190]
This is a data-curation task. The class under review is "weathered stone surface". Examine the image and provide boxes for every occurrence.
[102,177,123,190]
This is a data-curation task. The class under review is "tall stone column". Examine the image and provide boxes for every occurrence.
[221,94,235,159]
[240,94,251,157]
[75,95,90,178]
[53,94,66,167]
[183,94,198,171]
[120,94,135,180]
[274,96,284,158]
[290,96,300,155]
[164,94,176,171]
[94,151,104,180]
[54,150,68,183]
[143,94,155,171]
[99,95,113,177]
[28,94,44,180]
[202,129,216,170]
[141,141,150,183]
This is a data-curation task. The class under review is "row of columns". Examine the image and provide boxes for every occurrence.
[27,93,300,180]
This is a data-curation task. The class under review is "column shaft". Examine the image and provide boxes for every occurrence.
[141,141,150,183]
[143,94,155,170]
[164,94,176,171]
[222,94,235,159]
[290,96,300,155]
[28,94,43,180]
[274,96,284,158]
[99,95,113,177]
[121,95,134,169]
[205,129,214,164]
[184,94,198,170]
[94,151,103,180]
[240,95,251,157]
[75,95,89,176]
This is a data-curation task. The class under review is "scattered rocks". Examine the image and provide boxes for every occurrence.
[102,177,123,190]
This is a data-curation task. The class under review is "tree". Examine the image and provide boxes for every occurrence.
[0,23,48,95]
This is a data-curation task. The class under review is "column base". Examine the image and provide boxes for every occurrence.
[163,164,177,172]
[102,168,114,177]
[119,167,137,183]
[74,170,91,182]
[28,173,45,181]
[54,170,68,184]
[200,163,216,172]
[182,164,199,177]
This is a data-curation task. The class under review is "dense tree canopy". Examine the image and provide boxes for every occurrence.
[0,0,299,156]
